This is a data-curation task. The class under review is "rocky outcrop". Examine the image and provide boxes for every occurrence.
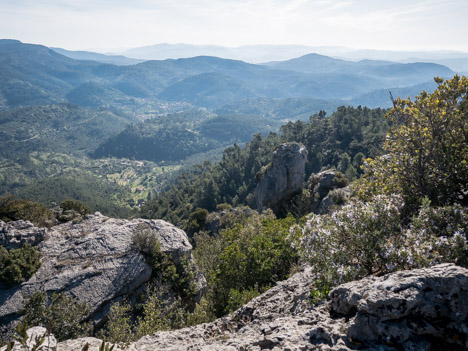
[256,142,307,214]
[0,213,204,339]
[0,220,47,250]
[311,170,350,214]
[54,263,468,350]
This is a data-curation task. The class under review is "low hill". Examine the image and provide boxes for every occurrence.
[215,97,344,120]
[158,72,256,107]
[93,110,278,163]
[0,104,136,158]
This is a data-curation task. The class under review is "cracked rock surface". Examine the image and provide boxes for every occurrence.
[56,263,468,350]
[0,213,203,339]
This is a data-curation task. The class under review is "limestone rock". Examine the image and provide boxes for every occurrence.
[0,220,47,250]
[256,142,307,214]
[329,263,468,348]
[0,326,57,351]
[55,263,468,350]
[0,213,204,339]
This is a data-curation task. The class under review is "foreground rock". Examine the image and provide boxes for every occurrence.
[0,213,204,339]
[257,142,308,214]
[1,326,57,351]
[57,263,468,350]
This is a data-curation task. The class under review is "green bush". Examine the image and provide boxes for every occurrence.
[215,203,232,211]
[21,291,91,341]
[104,286,187,343]
[0,245,41,286]
[148,241,197,300]
[360,76,468,213]
[132,224,197,300]
[209,211,300,316]
[187,208,209,234]
[0,194,55,227]
[58,199,92,222]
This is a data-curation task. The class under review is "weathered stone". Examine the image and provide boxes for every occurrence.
[257,142,307,214]
[55,263,468,350]
[315,170,336,198]
[0,326,57,351]
[329,263,468,349]
[0,220,47,249]
[0,213,204,340]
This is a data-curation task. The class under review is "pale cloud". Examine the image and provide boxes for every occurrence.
[0,0,466,51]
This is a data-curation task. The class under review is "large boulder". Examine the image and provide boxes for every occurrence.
[55,263,468,350]
[256,142,307,214]
[0,213,204,339]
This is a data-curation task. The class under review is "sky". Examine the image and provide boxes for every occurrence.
[1,0,467,52]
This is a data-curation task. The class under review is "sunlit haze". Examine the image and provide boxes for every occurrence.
[1,0,467,53]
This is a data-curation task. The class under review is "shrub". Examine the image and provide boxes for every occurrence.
[0,195,55,227]
[360,76,468,213]
[132,223,197,300]
[333,171,349,188]
[148,240,197,300]
[0,245,41,286]
[104,301,134,343]
[187,208,209,234]
[328,188,348,206]
[210,212,300,316]
[132,223,158,254]
[215,203,232,211]
[104,286,187,343]
[58,199,92,222]
[21,291,91,341]
[300,195,468,303]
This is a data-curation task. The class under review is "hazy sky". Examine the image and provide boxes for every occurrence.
[1,0,467,52]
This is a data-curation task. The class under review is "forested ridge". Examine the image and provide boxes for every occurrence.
[141,105,389,224]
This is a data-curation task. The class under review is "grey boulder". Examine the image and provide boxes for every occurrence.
[0,213,203,338]
[256,142,308,214]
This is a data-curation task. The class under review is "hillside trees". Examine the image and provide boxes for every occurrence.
[141,106,389,224]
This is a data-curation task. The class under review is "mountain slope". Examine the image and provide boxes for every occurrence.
[93,110,278,162]
[0,103,136,158]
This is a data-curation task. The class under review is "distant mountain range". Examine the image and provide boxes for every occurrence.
[51,47,144,66]
[0,39,456,112]
[114,43,468,72]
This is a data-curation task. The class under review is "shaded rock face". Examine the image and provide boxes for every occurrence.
[57,264,468,350]
[0,213,203,339]
[256,142,307,214]
[311,170,350,214]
